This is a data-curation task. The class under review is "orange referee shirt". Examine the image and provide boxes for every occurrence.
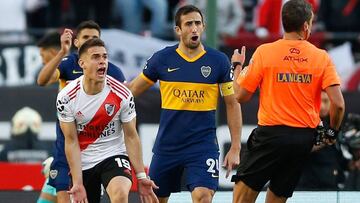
[237,39,340,128]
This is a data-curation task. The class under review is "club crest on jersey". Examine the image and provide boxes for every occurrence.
[105,104,115,116]
[201,66,211,78]
[49,170,58,179]
[61,95,70,104]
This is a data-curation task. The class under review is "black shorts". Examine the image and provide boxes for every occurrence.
[231,125,315,198]
[81,155,132,203]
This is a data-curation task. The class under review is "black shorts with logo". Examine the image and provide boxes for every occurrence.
[231,125,315,198]
[81,154,132,203]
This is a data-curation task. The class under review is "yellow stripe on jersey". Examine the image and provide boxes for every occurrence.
[59,78,67,90]
[55,69,60,81]
[220,82,234,96]
[176,48,206,62]
[140,73,155,85]
[159,81,219,111]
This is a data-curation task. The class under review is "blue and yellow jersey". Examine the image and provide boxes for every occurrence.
[53,52,126,165]
[142,44,233,155]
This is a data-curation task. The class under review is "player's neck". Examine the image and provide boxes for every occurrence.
[177,42,205,59]
[283,32,305,41]
[82,76,104,95]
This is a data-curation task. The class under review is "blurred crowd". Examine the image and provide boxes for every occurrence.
[0,0,359,43]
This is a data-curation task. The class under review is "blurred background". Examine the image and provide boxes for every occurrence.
[0,0,360,202]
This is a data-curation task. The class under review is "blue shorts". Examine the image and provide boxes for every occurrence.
[48,160,70,192]
[149,151,220,197]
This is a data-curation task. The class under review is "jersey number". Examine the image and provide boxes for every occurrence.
[206,158,219,174]
[115,157,131,170]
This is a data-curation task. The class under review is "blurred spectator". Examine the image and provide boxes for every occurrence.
[0,107,49,162]
[26,0,48,29]
[338,113,360,190]
[317,0,360,54]
[0,0,29,43]
[72,0,113,28]
[115,0,170,39]
[297,92,349,190]
[181,0,245,39]
[254,0,318,38]
[317,0,360,32]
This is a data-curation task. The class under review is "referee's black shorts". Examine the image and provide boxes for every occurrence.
[231,125,315,198]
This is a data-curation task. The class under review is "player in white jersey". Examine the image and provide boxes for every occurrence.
[56,38,158,203]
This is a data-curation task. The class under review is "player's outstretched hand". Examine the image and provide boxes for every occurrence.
[223,147,240,178]
[138,178,159,203]
[68,184,88,203]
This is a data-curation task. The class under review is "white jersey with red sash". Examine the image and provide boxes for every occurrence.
[56,75,135,170]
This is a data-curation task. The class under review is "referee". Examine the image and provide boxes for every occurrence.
[230,0,345,202]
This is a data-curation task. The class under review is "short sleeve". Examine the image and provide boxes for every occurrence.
[217,53,234,96]
[56,93,74,122]
[142,52,161,83]
[108,62,126,82]
[237,48,263,93]
[58,55,73,79]
[322,53,341,89]
[120,93,137,123]
[218,53,232,83]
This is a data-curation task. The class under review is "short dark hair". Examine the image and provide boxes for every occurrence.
[175,5,204,27]
[282,0,313,33]
[37,31,61,49]
[76,20,101,37]
[78,38,105,57]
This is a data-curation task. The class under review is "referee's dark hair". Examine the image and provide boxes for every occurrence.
[282,0,313,33]
[175,5,204,28]
[78,38,105,57]
[76,20,101,37]
[37,31,61,49]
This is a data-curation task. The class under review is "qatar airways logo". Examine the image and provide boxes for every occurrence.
[172,88,205,104]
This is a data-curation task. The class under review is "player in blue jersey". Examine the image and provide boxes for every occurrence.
[37,20,126,203]
[36,31,61,203]
[129,5,242,203]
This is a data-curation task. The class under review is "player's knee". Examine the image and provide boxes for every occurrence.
[192,187,214,203]
[233,181,257,203]
[56,191,70,203]
[108,187,128,203]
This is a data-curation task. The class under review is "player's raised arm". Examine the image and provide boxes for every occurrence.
[37,29,73,86]
[232,46,253,103]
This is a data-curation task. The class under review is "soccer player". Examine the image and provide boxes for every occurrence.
[231,0,345,202]
[36,31,61,203]
[36,21,126,203]
[37,31,61,66]
[56,38,158,203]
[129,5,242,203]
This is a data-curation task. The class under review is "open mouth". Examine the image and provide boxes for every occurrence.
[97,67,106,76]
[191,36,199,42]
